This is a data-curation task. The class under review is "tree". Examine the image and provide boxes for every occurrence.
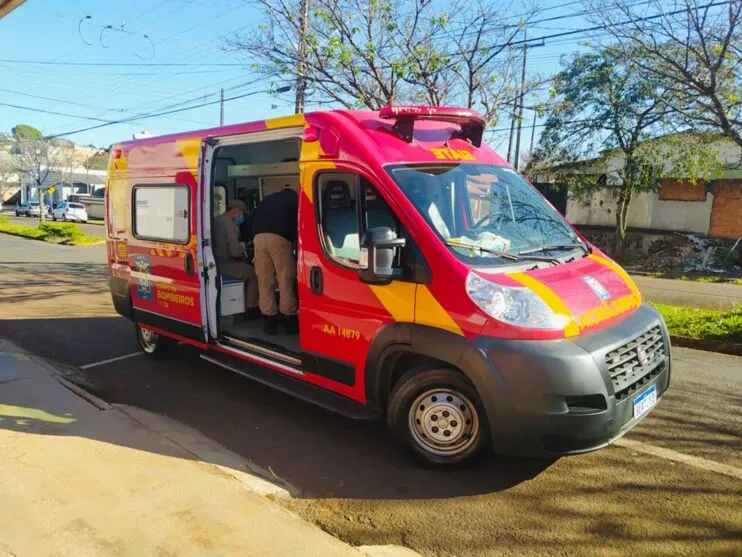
[533,50,719,257]
[83,151,109,171]
[11,124,43,141]
[13,137,66,223]
[587,0,742,150]
[0,156,17,203]
[227,0,539,124]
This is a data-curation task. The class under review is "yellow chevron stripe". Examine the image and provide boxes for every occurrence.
[415,286,464,336]
[588,254,642,305]
[508,272,580,337]
[176,138,201,182]
[369,282,416,323]
[266,114,306,129]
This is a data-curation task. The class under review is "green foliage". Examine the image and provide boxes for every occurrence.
[652,303,742,343]
[532,48,720,250]
[0,218,102,246]
[83,151,109,170]
[11,124,42,140]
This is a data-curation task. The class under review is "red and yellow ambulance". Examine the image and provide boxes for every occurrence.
[106,106,670,466]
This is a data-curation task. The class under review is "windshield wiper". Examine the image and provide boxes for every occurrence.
[445,239,519,261]
[445,240,558,264]
[519,242,590,256]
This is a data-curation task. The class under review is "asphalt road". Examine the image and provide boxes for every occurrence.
[632,275,742,310]
[1,234,740,556]
[3,213,105,238]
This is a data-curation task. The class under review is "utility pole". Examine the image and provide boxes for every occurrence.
[506,95,517,164]
[294,0,309,114]
[513,33,545,170]
[513,29,528,171]
[529,109,537,154]
[219,88,224,126]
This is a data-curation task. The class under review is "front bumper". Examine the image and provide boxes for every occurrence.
[473,304,671,457]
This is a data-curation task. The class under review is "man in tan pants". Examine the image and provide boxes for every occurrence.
[213,199,260,317]
[251,186,299,335]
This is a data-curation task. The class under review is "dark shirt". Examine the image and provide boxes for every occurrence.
[251,189,298,242]
[239,215,253,243]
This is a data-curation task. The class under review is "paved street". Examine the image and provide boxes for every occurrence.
[632,275,742,310]
[2,213,105,238]
[1,234,741,556]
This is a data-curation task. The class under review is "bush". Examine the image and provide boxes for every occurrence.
[0,218,101,245]
[39,222,84,241]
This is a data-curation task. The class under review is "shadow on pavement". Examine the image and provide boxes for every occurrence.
[0,262,108,305]
[0,315,555,501]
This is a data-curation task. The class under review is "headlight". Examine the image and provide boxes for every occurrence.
[465,272,570,330]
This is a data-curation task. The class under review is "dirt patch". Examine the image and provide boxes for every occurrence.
[282,449,742,557]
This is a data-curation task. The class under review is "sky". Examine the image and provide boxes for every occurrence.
[0,0,598,152]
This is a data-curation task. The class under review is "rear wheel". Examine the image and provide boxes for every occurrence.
[135,323,176,358]
[387,368,490,467]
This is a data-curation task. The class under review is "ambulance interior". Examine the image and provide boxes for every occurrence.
[209,138,303,356]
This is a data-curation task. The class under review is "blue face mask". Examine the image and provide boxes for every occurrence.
[234,214,245,226]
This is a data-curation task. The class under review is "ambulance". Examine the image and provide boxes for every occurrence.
[106,106,670,466]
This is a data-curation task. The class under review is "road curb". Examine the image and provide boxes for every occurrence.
[670,335,742,356]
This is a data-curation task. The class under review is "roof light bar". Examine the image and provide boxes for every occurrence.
[379,106,486,147]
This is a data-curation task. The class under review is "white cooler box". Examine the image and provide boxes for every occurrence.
[221,279,245,316]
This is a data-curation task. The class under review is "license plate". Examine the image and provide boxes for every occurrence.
[633,384,657,419]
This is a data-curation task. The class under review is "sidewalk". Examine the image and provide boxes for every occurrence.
[0,338,360,557]
[631,275,742,310]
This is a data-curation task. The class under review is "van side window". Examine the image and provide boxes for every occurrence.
[318,176,360,267]
[316,173,415,278]
[132,185,190,244]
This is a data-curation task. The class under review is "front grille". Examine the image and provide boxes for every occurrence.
[606,325,666,400]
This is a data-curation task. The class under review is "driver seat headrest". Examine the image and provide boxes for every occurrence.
[325,180,352,209]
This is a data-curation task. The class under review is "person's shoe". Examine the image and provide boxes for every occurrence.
[264,315,279,335]
[282,314,299,335]
[244,307,261,319]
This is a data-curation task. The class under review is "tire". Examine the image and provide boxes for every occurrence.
[387,368,490,467]
[52,215,57,221]
[135,323,176,359]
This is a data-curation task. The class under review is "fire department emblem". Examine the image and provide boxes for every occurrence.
[582,275,611,301]
[132,254,153,301]
[637,345,648,366]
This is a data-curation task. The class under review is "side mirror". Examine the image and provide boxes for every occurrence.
[358,226,406,285]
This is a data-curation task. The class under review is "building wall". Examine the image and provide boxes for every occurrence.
[567,187,715,235]
[648,192,714,234]
[566,190,653,229]
[658,179,707,201]
[709,180,742,238]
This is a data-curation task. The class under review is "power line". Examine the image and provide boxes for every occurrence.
[473,0,729,53]
[0,59,248,67]
[45,85,292,140]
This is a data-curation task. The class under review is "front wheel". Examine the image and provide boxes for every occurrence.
[135,323,176,358]
[387,368,490,467]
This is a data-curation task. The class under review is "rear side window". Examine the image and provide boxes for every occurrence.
[132,185,190,243]
[70,203,85,209]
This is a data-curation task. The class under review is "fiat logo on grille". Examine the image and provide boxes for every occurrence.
[637,345,648,365]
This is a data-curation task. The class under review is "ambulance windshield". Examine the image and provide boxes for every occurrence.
[387,163,585,266]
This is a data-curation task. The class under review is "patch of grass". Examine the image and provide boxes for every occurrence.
[652,303,742,343]
[676,274,742,286]
[0,217,103,246]
[642,271,742,285]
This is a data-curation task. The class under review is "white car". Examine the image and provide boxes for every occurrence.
[52,202,88,223]
[27,202,43,217]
